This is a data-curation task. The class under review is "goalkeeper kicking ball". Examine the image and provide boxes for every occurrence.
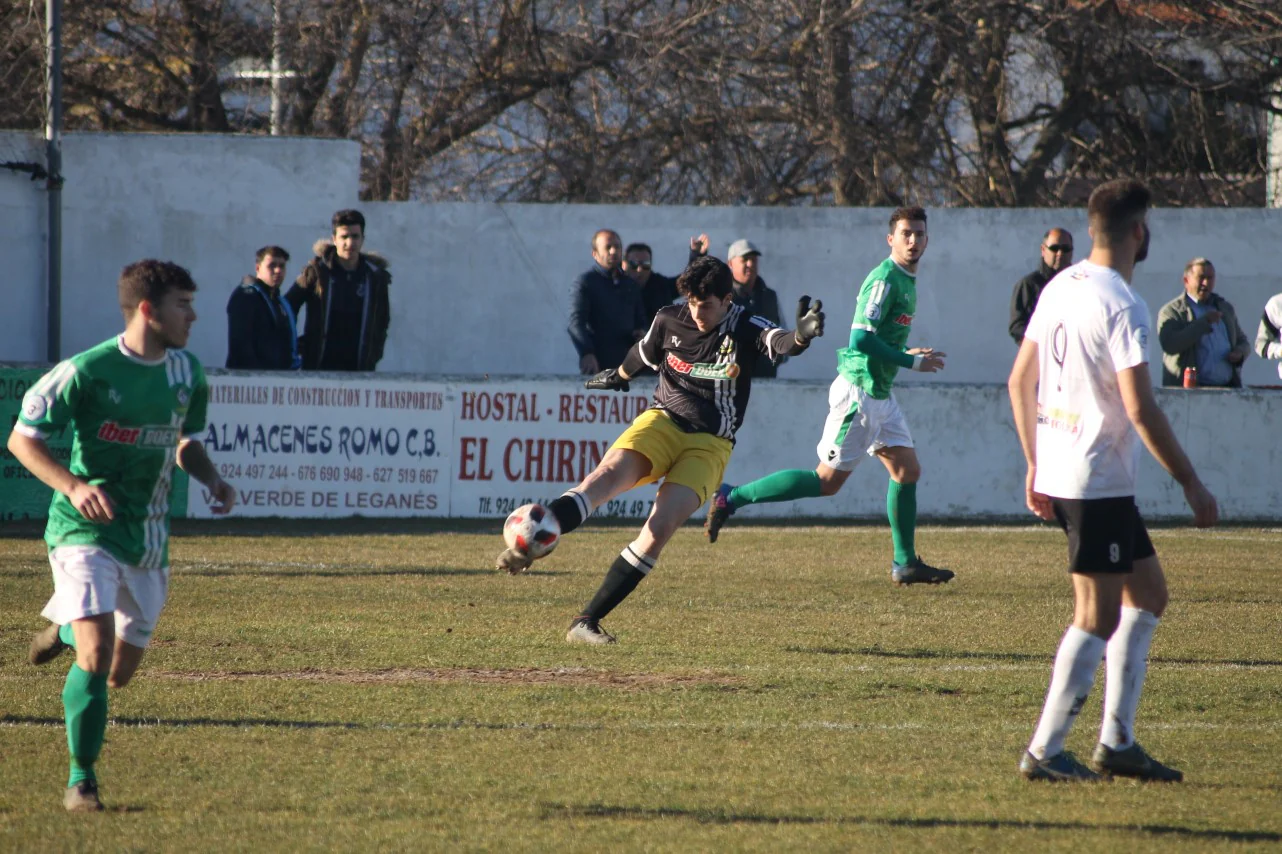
[503,503,561,559]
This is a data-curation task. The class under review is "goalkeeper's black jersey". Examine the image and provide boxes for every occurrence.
[621,302,793,442]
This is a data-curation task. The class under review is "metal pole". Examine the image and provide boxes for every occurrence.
[45,0,63,362]
[270,0,283,135]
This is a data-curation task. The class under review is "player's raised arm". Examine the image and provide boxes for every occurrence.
[176,438,236,515]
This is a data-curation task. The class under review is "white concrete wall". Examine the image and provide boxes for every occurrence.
[0,131,361,363]
[727,381,1282,521]
[3,131,1282,390]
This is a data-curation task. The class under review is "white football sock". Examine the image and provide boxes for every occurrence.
[1100,607,1159,750]
[1028,626,1107,760]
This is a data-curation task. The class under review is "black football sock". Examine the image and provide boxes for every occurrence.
[579,545,655,621]
[549,490,591,535]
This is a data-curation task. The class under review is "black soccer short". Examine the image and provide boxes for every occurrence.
[1051,496,1156,575]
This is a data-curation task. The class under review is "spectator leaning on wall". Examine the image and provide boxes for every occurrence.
[226,245,301,371]
[568,229,647,376]
[1156,258,1250,387]
[1255,290,1282,381]
[1009,227,1074,345]
[286,209,392,372]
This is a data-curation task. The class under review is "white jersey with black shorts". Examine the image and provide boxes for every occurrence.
[1025,260,1156,573]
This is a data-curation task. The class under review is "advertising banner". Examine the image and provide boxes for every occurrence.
[450,385,658,519]
[191,374,452,518]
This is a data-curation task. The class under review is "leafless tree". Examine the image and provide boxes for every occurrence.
[3,0,1280,206]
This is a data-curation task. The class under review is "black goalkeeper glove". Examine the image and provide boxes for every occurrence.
[794,295,825,344]
[585,368,630,392]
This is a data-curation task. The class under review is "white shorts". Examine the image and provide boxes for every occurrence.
[41,546,169,648]
[815,376,914,471]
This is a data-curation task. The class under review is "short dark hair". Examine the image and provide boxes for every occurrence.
[332,209,365,233]
[255,245,290,264]
[889,206,927,231]
[677,255,733,301]
[1087,179,1151,244]
[592,229,619,250]
[624,243,652,257]
[119,260,197,317]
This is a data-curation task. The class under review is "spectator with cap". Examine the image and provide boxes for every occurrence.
[693,237,785,377]
[1009,227,1074,345]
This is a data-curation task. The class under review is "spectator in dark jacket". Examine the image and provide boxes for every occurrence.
[285,209,392,371]
[568,229,646,375]
[226,245,300,370]
[1009,227,1074,344]
[724,238,785,378]
[624,242,680,327]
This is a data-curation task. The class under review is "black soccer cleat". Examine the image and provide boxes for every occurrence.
[891,556,955,586]
[1019,750,1101,782]
[1091,742,1183,782]
[704,483,736,544]
[29,622,69,665]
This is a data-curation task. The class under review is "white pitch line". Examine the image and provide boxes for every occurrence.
[2,718,1278,734]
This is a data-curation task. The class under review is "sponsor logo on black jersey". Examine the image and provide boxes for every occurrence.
[666,352,740,380]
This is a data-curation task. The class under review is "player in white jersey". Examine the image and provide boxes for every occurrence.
[1008,178,1217,783]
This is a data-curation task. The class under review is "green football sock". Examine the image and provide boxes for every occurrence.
[888,480,917,566]
[63,664,108,787]
[58,622,77,649]
[728,470,822,509]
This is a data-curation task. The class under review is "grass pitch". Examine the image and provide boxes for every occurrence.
[1,519,1280,852]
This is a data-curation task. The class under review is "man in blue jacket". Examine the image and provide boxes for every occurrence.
[568,229,647,375]
[226,246,301,370]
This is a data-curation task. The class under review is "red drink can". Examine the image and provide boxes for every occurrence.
[1183,367,1198,388]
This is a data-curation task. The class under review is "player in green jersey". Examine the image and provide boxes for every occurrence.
[705,207,954,585]
[8,260,236,812]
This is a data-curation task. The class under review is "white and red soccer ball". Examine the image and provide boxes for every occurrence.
[503,503,561,559]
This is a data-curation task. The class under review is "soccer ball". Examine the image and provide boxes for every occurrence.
[503,503,561,559]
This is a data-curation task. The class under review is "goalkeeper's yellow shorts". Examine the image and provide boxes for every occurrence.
[610,409,732,505]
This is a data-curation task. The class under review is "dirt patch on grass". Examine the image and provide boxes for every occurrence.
[149,666,740,690]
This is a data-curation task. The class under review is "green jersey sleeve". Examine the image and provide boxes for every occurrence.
[851,272,900,334]
[182,358,209,438]
[17,360,84,438]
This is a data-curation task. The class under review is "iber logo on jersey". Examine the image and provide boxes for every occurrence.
[97,422,181,448]
[98,422,141,444]
[893,313,914,326]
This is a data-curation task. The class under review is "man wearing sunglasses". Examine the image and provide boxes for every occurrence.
[1010,228,1074,345]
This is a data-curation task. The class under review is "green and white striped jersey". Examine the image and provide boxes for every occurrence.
[16,336,209,568]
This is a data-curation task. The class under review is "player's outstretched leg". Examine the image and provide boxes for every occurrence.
[704,470,823,543]
[29,622,70,665]
[496,490,592,574]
